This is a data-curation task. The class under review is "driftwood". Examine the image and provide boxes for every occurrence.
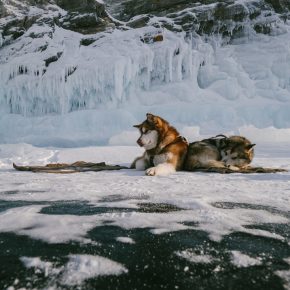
[13,162,287,174]
[188,166,287,174]
[13,161,128,174]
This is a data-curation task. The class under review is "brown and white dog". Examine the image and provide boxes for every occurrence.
[131,113,188,176]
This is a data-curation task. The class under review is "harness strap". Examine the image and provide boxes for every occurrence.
[201,134,228,143]
[213,134,227,139]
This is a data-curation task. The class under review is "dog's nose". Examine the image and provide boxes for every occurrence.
[137,138,143,147]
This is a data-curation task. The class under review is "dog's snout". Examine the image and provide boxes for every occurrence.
[137,138,143,147]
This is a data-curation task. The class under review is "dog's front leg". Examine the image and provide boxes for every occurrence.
[146,163,175,176]
[131,156,149,170]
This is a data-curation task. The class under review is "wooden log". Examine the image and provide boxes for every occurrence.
[13,162,128,173]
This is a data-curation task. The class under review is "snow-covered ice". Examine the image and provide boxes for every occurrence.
[176,249,213,264]
[230,251,262,268]
[20,255,128,286]
[116,236,135,244]
[61,255,128,285]
[0,143,289,244]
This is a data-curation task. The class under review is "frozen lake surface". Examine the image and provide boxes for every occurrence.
[0,143,290,289]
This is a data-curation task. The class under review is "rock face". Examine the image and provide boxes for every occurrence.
[56,0,112,34]
[105,0,290,38]
[0,0,114,47]
[56,0,97,11]
[265,0,290,13]
[0,0,289,47]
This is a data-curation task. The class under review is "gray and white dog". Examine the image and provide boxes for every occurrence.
[184,135,255,171]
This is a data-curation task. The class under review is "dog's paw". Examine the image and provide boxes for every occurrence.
[146,167,157,176]
[227,165,240,171]
[146,164,175,176]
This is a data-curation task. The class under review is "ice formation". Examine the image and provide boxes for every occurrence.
[0,1,290,146]
[0,26,192,116]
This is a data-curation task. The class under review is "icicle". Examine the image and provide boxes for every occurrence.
[0,27,196,117]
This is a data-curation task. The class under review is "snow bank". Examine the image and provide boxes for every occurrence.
[239,126,290,144]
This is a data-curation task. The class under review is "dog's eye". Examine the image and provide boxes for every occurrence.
[143,130,151,135]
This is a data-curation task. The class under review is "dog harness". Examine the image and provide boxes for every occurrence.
[148,135,188,167]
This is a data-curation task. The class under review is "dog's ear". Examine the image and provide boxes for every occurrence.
[146,113,160,125]
[246,144,256,151]
[146,113,155,123]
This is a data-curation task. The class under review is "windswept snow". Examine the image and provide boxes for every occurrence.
[61,255,128,285]
[116,236,135,244]
[20,256,59,277]
[176,250,213,264]
[21,255,128,286]
[0,205,103,244]
[231,251,262,267]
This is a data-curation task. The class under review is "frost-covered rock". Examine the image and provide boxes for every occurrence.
[106,0,290,37]
[0,0,114,48]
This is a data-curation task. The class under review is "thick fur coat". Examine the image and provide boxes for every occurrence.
[131,113,188,176]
